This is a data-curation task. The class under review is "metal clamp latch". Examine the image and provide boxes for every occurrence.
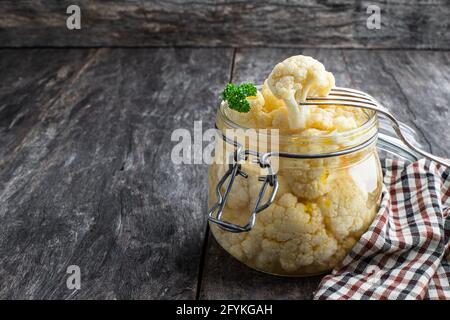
[207,147,279,233]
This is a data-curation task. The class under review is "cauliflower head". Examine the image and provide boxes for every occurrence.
[267,55,335,129]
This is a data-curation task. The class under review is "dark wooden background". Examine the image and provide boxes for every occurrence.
[1,0,450,49]
[0,0,449,300]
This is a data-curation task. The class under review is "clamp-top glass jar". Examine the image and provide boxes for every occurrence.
[207,100,383,276]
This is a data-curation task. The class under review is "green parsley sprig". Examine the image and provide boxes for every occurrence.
[221,83,257,113]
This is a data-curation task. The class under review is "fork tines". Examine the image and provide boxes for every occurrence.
[301,87,379,108]
[298,87,450,168]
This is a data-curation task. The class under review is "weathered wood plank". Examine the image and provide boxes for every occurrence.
[199,48,450,300]
[1,0,449,49]
[376,51,450,158]
[0,47,233,299]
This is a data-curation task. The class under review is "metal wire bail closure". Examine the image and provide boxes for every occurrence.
[207,148,279,233]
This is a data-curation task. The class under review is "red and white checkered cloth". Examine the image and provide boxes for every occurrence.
[314,159,450,300]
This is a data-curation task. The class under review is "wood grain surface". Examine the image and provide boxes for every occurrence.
[1,0,450,49]
[0,48,449,299]
[0,47,233,299]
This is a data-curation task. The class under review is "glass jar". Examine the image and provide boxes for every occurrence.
[207,101,383,276]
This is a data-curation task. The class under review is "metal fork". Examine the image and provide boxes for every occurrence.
[300,87,450,167]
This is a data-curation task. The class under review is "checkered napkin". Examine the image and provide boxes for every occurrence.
[314,159,450,300]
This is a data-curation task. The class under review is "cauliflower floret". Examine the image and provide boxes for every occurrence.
[318,174,370,240]
[270,107,290,129]
[333,115,358,132]
[306,108,334,131]
[311,229,338,265]
[214,164,250,210]
[254,238,279,270]
[279,238,314,272]
[240,222,264,260]
[261,80,285,112]
[248,90,265,110]
[267,55,335,129]
[278,193,297,208]
[273,174,291,201]
[285,168,332,200]
[225,176,249,209]
[226,102,257,128]
[212,225,247,260]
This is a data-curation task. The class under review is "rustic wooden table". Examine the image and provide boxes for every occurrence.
[0,47,449,299]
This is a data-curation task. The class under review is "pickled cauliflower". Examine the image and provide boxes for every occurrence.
[267,55,335,129]
[209,163,379,275]
[210,55,382,275]
[225,81,367,136]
